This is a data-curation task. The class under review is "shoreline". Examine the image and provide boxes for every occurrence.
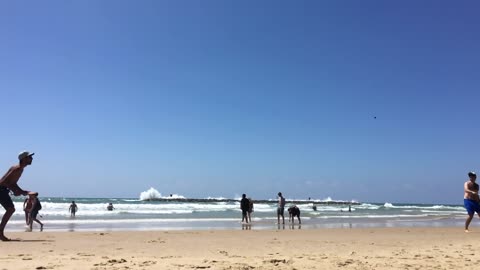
[3,213,470,232]
[2,227,479,269]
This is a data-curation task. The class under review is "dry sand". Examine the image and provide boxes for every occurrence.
[1,227,479,269]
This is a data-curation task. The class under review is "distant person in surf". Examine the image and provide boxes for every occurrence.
[69,201,78,217]
[0,151,34,241]
[277,192,286,224]
[464,171,480,232]
[240,194,249,223]
[107,203,115,211]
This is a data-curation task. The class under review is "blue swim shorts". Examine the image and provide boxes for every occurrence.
[464,199,480,215]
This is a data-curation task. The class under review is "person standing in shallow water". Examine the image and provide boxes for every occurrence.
[0,151,34,241]
[277,192,286,224]
[107,203,114,211]
[464,171,480,232]
[69,201,78,217]
[240,194,249,223]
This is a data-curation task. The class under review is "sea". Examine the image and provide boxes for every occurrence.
[1,188,468,232]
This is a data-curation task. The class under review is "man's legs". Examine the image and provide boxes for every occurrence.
[28,213,34,231]
[0,207,15,241]
[465,213,474,232]
[33,218,43,231]
[24,211,29,225]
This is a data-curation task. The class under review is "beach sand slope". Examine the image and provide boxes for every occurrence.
[1,227,479,269]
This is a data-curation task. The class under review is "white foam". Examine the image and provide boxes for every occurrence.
[139,187,162,200]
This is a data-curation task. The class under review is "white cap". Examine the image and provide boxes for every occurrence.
[18,151,34,161]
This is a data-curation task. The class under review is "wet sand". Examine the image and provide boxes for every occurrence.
[1,227,479,269]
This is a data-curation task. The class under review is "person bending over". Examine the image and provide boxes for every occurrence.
[288,205,301,224]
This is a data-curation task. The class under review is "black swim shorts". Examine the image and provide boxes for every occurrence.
[30,210,39,219]
[0,186,14,209]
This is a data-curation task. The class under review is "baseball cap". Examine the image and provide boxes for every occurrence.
[468,171,476,177]
[18,151,35,161]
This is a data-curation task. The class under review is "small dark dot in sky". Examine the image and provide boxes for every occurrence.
[374,116,376,119]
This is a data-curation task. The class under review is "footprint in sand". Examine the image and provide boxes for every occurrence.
[107,258,127,264]
[77,253,95,257]
[337,259,354,267]
[268,259,287,264]
[147,238,166,244]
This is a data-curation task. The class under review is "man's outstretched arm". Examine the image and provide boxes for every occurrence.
[9,183,29,196]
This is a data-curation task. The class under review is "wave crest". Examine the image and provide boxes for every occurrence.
[139,188,162,200]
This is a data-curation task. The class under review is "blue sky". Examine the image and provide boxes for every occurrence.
[0,1,479,204]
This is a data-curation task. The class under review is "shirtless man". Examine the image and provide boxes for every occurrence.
[277,192,286,224]
[464,171,480,232]
[69,201,78,217]
[240,194,249,223]
[0,151,34,241]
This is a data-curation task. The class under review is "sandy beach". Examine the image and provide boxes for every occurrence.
[1,227,479,269]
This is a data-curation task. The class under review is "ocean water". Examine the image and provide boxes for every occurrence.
[0,189,468,232]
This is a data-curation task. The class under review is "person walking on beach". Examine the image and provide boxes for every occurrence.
[277,192,286,224]
[26,192,43,232]
[240,194,249,223]
[69,201,78,217]
[464,171,480,232]
[0,151,34,241]
[247,198,254,223]
[23,197,33,225]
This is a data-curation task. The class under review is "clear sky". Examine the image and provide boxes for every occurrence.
[0,1,479,204]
